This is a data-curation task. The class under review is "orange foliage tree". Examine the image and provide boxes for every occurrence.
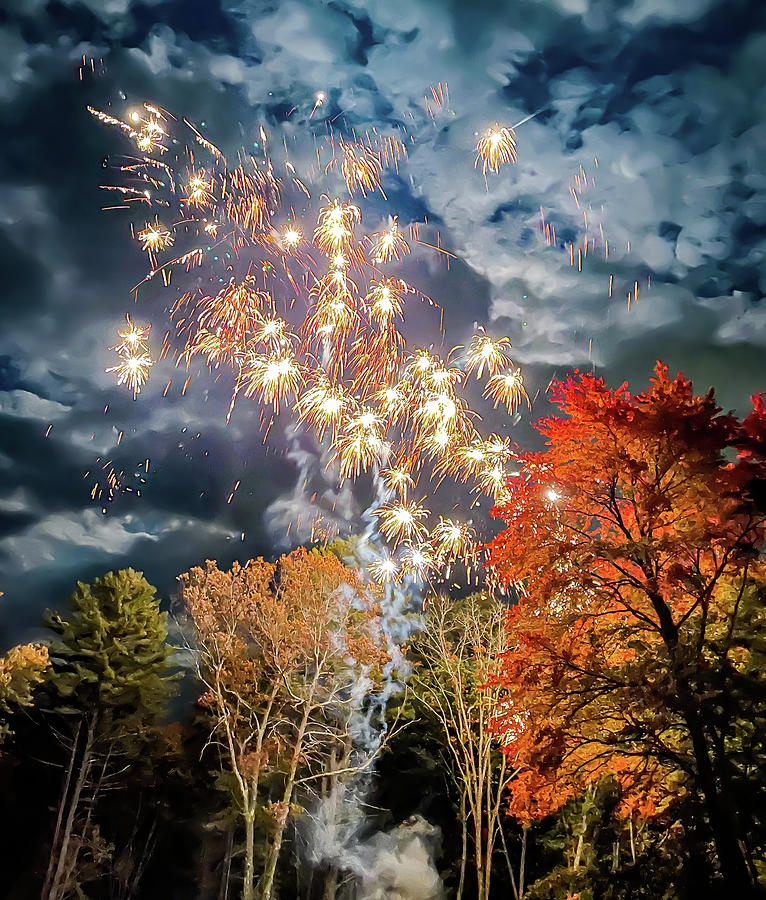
[0,641,49,744]
[180,547,387,900]
[487,363,766,895]
[0,591,49,744]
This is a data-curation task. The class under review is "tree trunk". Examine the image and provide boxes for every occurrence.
[260,798,290,900]
[260,700,313,900]
[483,779,494,900]
[242,811,256,900]
[457,787,468,900]
[572,806,588,872]
[219,828,233,900]
[128,815,157,900]
[322,867,338,900]
[473,812,486,900]
[497,817,518,900]
[43,719,81,898]
[45,711,98,900]
[651,584,755,895]
[683,702,755,895]
[61,739,113,894]
[519,826,528,900]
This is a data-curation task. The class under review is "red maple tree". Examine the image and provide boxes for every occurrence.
[487,362,766,894]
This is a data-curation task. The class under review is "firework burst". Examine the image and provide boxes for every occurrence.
[370,218,410,264]
[107,351,153,399]
[374,499,430,545]
[242,351,303,412]
[333,139,385,197]
[465,332,515,378]
[484,368,529,413]
[475,124,517,175]
[107,314,153,398]
[137,219,173,256]
[93,99,533,587]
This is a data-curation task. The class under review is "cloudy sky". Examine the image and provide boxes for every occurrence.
[2,0,765,645]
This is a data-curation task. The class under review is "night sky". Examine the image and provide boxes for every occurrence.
[2,0,766,647]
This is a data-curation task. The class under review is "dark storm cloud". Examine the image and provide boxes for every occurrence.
[2,0,765,644]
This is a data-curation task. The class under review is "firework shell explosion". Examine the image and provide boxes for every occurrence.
[475,123,518,175]
[106,312,153,398]
[94,101,528,589]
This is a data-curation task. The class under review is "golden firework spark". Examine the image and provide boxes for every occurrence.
[335,408,386,479]
[400,542,436,580]
[133,106,168,154]
[484,434,515,461]
[107,352,153,398]
[179,277,267,367]
[311,91,326,117]
[365,279,404,327]
[380,465,414,497]
[94,101,535,589]
[425,365,464,392]
[184,170,214,207]
[484,368,528,413]
[430,518,475,566]
[475,123,517,175]
[374,499,430,545]
[314,199,361,255]
[475,462,511,500]
[297,374,351,441]
[370,218,410,264]
[253,316,292,347]
[439,440,487,481]
[115,313,151,355]
[335,139,384,197]
[465,333,514,378]
[369,554,401,584]
[406,349,439,380]
[108,315,153,397]
[281,225,302,249]
[375,383,408,417]
[242,351,303,411]
[138,219,174,254]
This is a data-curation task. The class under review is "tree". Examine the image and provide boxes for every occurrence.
[487,363,766,896]
[0,641,49,744]
[522,778,698,900]
[0,590,49,745]
[406,593,521,900]
[42,569,176,900]
[181,547,387,900]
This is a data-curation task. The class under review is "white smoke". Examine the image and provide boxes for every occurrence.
[353,816,443,900]
[263,422,361,549]
[291,464,442,897]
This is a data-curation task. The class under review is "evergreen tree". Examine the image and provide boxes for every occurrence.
[41,568,176,900]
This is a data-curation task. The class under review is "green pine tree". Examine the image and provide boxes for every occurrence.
[41,568,176,900]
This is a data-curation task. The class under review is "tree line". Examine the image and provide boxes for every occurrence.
[1,361,765,899]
